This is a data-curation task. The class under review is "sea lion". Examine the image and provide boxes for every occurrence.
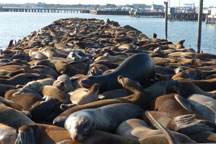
[0,97,23,110]
[0,84,16,96]
[0,123,17,144]
[81,130,138,144]
[11,78,54,98]
[176,81,215,97]
[29,50,47,60]
[64,103,143,141]
[69,83,99,105]
[188,94,216,113]
[41,85,70,103]
[53,74,74,93]
[116,117,194,143]
[81,53,155,92]
[53,75,150,126]
[15,124,78,144]
[0,103,34,129]
[155,93,215,122]
[5,92,42,110]
[30,97,62,123]
[0,72,47,85]
[167,114,216,143]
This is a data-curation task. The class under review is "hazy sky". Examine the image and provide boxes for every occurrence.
[0,0,215,7]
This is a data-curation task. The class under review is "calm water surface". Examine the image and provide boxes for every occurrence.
[0,12,216,54]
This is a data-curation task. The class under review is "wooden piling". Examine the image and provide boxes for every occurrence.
[197,0,203,53]
[164,1,168,40]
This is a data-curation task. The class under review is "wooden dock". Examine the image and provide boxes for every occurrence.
[206,15,216,24]
[168,13,206,21]
[90,10,129,15]
[0,6,89,13]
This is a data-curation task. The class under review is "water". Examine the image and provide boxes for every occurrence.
[0,12,216,54]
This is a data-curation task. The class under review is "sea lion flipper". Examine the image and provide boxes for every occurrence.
[145,111,180,144]
[174,94,193,112]
[15,127,36,144]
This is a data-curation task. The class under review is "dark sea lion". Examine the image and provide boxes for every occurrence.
[30,98,62,123]
[0,123,17,144]
[0,84,16,96]
[0,103,34,129]
[81,53,155,92]
[64,103,143,141]
[189,78,216,91]
[16,124,78,144]
[53,75,150,126]
[196,53,216,60]
[176,81,215,97]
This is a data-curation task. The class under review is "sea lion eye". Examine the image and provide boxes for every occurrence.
[84,129,89,135]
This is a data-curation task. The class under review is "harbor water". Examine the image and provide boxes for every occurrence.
[0,12,215,54]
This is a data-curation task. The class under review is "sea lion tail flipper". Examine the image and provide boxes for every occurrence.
[15,127,36,144]
[174,94,193,112]
[145,111,180,144]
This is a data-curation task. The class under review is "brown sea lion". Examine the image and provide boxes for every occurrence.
[0,103,34,129]
[64,103,143,141]
[116,114,195,144]
[5,92,42,111]
[154,93,215,122]
[81,130,138,144]
[81,53,155,92]
[41,85,70,103]
[0,97,23,110]
[0,123,17,144]
[15,124,78,144]
[53,75,150,126]
[69,83,99,105]
[0,72,47,85]
[176,40,185,49]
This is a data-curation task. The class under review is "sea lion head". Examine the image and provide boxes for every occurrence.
[80,76,98,88]
[117,75,143,92]
[65,113,93,142]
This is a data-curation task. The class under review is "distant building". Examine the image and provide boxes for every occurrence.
[211,8,216,15]
[151,4,164,12]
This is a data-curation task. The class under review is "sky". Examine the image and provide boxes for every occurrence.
[0,0,215,7]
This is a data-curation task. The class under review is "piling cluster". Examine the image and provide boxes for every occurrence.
[0,18,216,144]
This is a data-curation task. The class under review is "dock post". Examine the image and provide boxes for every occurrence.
[197,0,203,53]
[164,1,168,40]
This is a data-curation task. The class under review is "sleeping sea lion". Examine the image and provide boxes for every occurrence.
[64,103,143,141]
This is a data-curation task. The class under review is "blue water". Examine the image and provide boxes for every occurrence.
[0,12,216,54]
